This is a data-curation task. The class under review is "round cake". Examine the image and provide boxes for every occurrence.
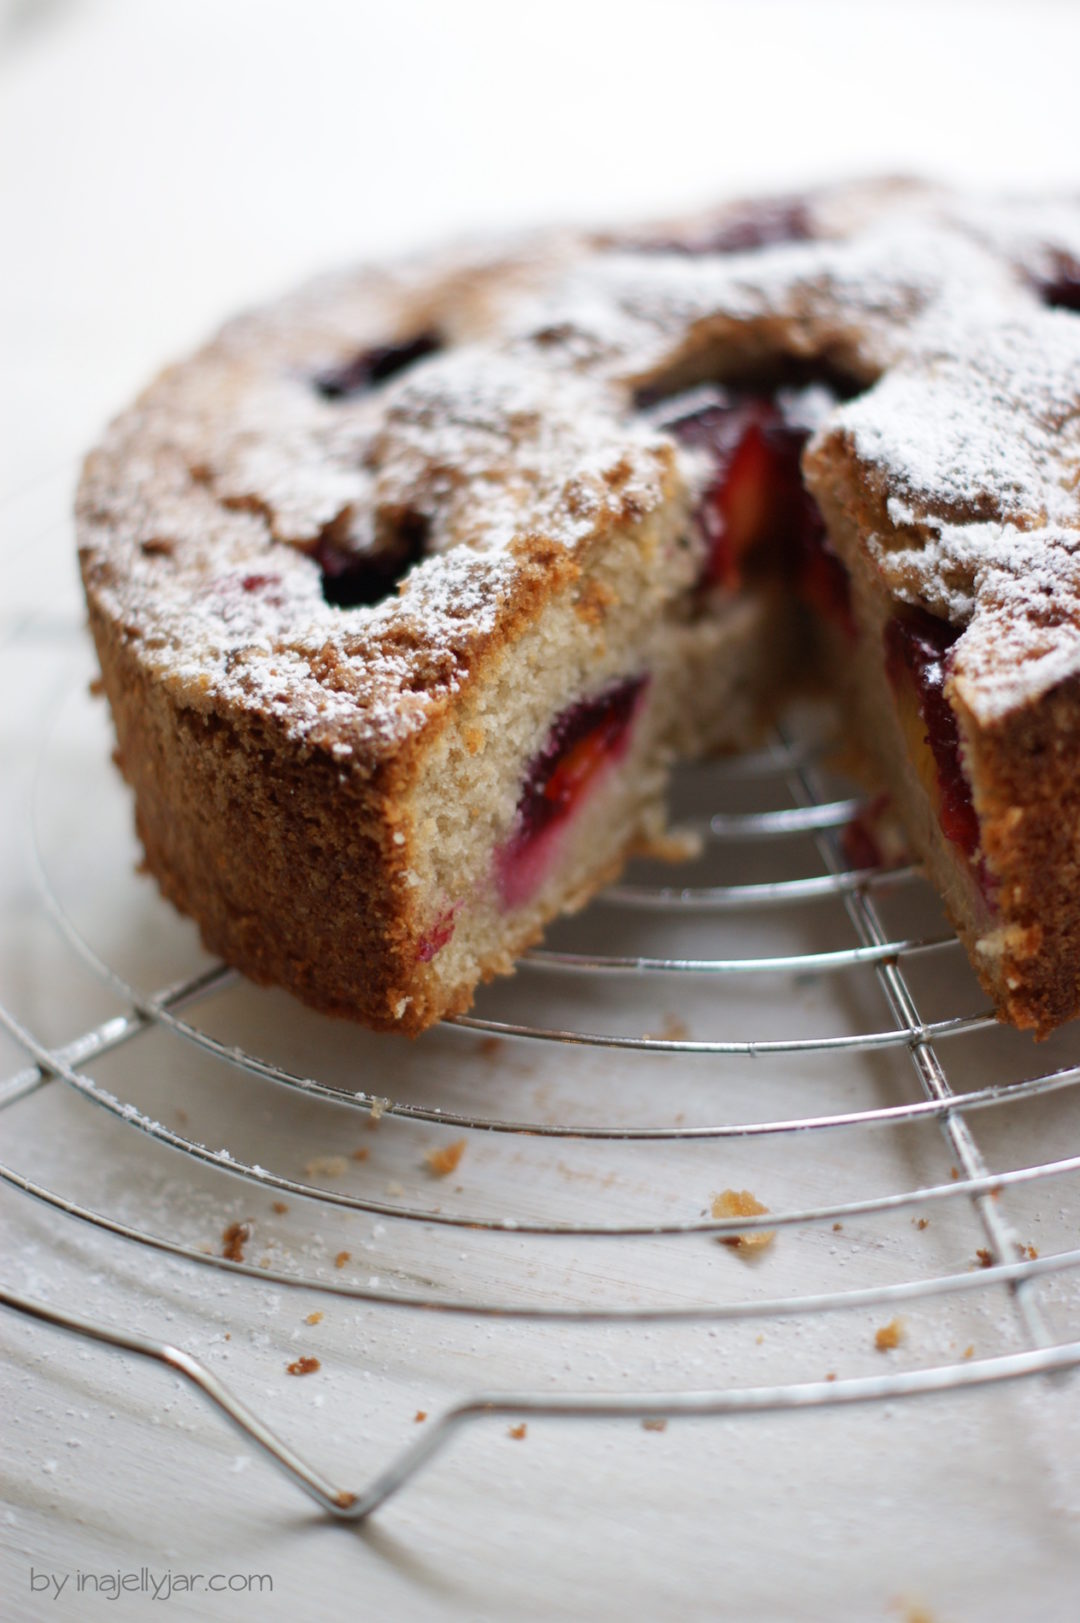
[77,178,1080,1035]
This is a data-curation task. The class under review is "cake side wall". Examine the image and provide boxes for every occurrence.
[965,676,1080,1035]
[808,434,1080,1036]
[83,597,446,1034]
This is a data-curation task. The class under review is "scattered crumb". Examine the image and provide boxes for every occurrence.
[286,1356,320,1377]
[975,1248,993,1268]
[1024,1244,1038,1260]
[892,1604,936,1623]
[643,1014,689,1042]
[875,1317,904,1352]
[334,1251,351,1269]
[641,1418,667,1433]
[712,1189,775,1251]
[507,1423,527,1441]
[825,1372,837,1382]
[755,1334,764,1345]
[367,1096,389,1126]
[304,1155,347,1179]
[915,1217,929,1230]
[425,1139,467,1178]
[964,1345,975,1359]
[950,1166,960,1181]
[88,675,106,697]
[414,1410,428,1424]
[832,1221,842,1232]
[258,1256,271,1269]
[224,1333,231,1342]
[480,1037,503,1060]
[272,1201,289,1215]
[175,1107,188,1126]
[305,1311,323,1326]
[222,1221,251,1262]
[640,826,701,862]
[386,1181,404,1197]
[351,1147,369,1163]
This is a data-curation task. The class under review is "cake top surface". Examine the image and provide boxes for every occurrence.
[77,178,1080,756]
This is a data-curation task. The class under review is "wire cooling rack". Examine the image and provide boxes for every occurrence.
[4,486,1080,1524]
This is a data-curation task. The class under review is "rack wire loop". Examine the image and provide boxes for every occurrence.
[4,594,1080,1522]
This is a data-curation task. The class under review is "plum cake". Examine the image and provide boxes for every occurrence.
[77,178,1080,1035]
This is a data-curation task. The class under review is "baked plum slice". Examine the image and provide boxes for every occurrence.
[496,675,649,909]
[662,397,786,589]
[884,607,979,859]
[314,329,442,400]
[314,511,429,608]
[659,389,854,628]
[1036,255,1080,313]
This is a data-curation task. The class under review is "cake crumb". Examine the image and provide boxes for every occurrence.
[712,1189,775,1250]
[88,674,106,697]
[832,1221,842,1232]
[222,1221,251,1262]
[305,1311,323,1326]
[1024,1243,1038,1260]
[334,1250,351,1269]
[641,1418,667,1432]
[414,1410,428,1423]
[825,1372,837,1382]
[964,1345,975,1359]
[950,1166,960,1180]
[286,1356,320,1377]
[915,1217,929,1230]
[304,1155,347,1179]
[480,1036,503,1060]
[425,1139,467,1177]
[367,1097,389,1126]
[351,1146,370,1163]
[272,1201,289,1215]
[508,1423,527,1440]
[644,1014,689,1042]
[875,1317,904,1352]
[975,1247,993,1268]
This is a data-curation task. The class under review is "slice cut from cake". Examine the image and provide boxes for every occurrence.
[77,179,1080,1034]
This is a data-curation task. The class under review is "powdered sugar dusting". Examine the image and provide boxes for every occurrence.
[818,294,1080,720]
[78,179,1080,749]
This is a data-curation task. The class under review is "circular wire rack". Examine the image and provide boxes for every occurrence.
[4,473,1080,1521]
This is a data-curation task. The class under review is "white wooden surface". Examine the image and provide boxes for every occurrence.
[4,2,1080,1618]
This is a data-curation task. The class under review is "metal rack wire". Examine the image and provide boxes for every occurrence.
[3,545,1080,1522]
